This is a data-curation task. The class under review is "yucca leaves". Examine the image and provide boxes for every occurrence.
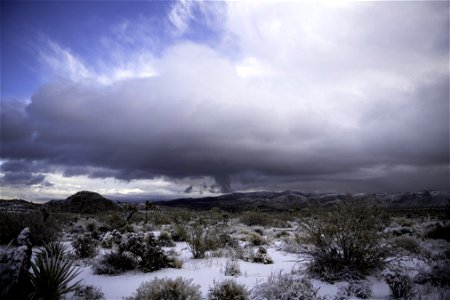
[29,242,81,300]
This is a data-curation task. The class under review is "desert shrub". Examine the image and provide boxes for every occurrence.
[395,217,416,227]
[100,231,114,248]
[224,259,241,277]
[301,197,390,282]
[158,231,175,247]
[249,232,266,246]
[241,246,273,264]
[204,226,232,250]
[415,284,450,300]
[186,223,212,259]
[29,242,82,300]
[336,279,372,299]
[86,222,97,232]
[415,260,450,287]
[386,273,415,299]
[119,232,169,272]
[73,284,105,300]
[252,272,322,300]
[147,209,172,225]
[171,224,188,242]
[252,247,273,264]
[220,233,239,249]
[208,279,249,300]
[425,223,450,242]
[126,277,201,300]
[166,249,183,269]
[106,212,127,231]
[94,251,136,275]
[73,233,98,258]
[0,211,60,245]
[97,225,109,233]
[274,230,290,239]
[392,236,421,255]
[280,237,302,253]
[390,226,415,237]
[254,228,264,235]
[240,212,271,227]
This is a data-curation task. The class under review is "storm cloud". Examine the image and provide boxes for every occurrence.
[1,1,448,198]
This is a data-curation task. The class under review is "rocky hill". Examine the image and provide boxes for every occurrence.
[44,191,118,214]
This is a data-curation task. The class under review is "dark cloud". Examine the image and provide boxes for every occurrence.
[0,160,53,187]
[1,64,448,193]
[0,99,32,142]
[1,2,448,195]
[0,170,46,186]
[184,185,193,193]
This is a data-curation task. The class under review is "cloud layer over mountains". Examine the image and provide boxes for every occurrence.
[1,1,448,198]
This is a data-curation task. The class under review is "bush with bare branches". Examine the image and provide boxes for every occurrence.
[300,197,391,282]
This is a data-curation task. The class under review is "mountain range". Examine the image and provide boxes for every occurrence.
[155,190,450,211]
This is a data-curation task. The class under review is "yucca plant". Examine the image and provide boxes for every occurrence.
[29,242,82,300]
[37,242,68,259]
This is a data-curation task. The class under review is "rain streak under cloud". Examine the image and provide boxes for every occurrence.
[1,1,449,200]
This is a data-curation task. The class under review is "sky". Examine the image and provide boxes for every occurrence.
[1,0,449,201]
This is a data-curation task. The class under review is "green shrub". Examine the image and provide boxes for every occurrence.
[208,279,249,300]
[29,242,81,300]
[301,197,390,282]
[96,231,172,274]
[126,277,201,300]
[119,232,169,272]
[94,251,136,275]
[73,233,98,258]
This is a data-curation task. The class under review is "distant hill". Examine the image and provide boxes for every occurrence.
[155,190,450,212]
[0,199,41,214]
[44,191,118,214]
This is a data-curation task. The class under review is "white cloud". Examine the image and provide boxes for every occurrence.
[40,40,91,81]
[39,39,158,85]
[168,0,194,35]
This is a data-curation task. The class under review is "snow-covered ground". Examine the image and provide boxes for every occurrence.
[18,214,445,300]
[74,242,396,299]
[77,244,297,299]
